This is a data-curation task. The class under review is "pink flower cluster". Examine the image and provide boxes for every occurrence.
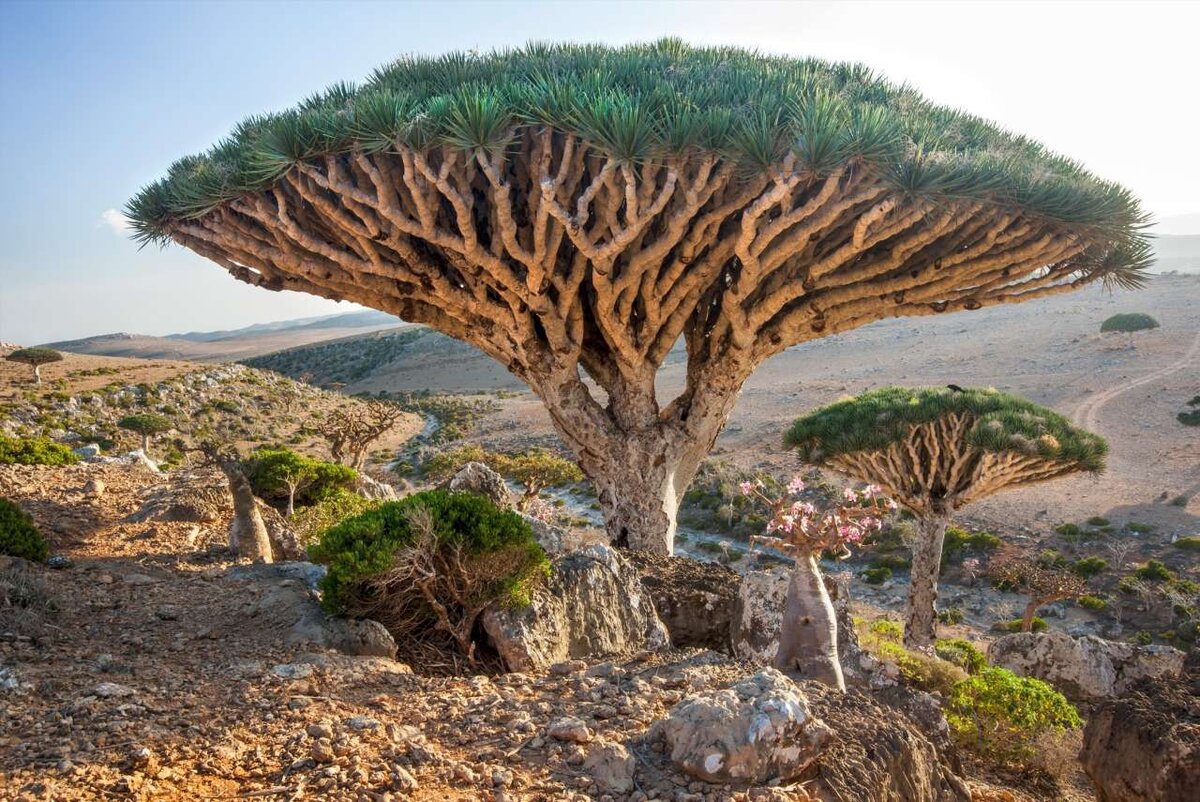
[741,474,896,554]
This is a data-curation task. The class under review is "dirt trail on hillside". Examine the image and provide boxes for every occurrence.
[1071,329,1200,431]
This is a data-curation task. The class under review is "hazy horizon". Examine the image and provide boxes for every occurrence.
[2,0,1198,345]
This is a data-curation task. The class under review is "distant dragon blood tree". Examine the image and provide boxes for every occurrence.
[6,348,63,385]
[786,386,1107,650]
[1100,312,1159,347]
[127,41,1149,553]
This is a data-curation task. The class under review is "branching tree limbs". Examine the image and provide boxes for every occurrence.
[991,554,1088,632]
[128,41,1150,553]
[317,400,406,471]
[787,386,1106,650]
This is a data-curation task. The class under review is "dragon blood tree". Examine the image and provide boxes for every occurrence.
[126,41,1148,553]
[744,477,892,690]
[786,386,1107,651]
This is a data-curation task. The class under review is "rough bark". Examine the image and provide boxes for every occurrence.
[904,512,949,652]
[776,551,845,690]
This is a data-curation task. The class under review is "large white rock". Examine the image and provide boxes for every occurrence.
[987,632,1184,702]
[651,668,831,783]
[482,545,669,672]
[730,567,789,664]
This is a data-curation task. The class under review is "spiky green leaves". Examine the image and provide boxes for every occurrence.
[127,37,1149,269]
[785,386,1107,472]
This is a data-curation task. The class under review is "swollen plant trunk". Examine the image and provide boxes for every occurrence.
[776,551,845,691]
[215,456,273,563]
[904,512,950,652]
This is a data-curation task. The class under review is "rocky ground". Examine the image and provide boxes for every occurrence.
[0,461,1111,802]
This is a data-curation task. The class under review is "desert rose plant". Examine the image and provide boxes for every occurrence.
[786,386,1106,650]
[128,40,1149,555]
[743,476,893,690]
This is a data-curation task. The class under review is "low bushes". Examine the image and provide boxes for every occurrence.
[0,435,79,466]
[242,447,357,511]
[0,499,49,562]
[1174,536,1200,551]
[862,566,892,584]
[935,638,986,674]
[310,490,548,661]
[1071,556,1108,578]
[946,666,1081,762]
[1077,594,1108,611]
[291,489,379,547]
[858,618,967,695]
[996,616,1048,633]
[1134,560,1174,582]
[941,525,1001,565]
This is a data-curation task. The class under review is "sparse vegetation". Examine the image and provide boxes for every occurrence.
[1174,536,1200,551]
[1077,594,1109,611]
[0,499,50,562]
[290,489,380,548]
[991,554,1088,632]
[1134,559,1174,582]
[1071,556,1108,578]
[0,435,80,466]
[935,638,986,674]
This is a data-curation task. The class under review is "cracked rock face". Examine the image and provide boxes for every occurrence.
[482,545,669,672]
[652,668,832,783]
[988,632,1184,703]
[437,461,512,508]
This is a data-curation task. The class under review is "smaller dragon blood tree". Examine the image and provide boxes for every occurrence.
[991,553,1088,632]
[786,386,1106,652]
[743,477,894,690]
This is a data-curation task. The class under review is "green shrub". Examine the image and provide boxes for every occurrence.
[1038,549,1068,569]
[1170,495,1189,507]
[0,435,80,466]
[1054,522,1082,537]
[310,489,547,615]
[1072,556,1108,578]
[1134,560,1174,582]
[1174,536,1200,551]
[863,566,892,584]
[1134,630,1153,645]
[1126,522,1155,534]
[242,447,357,509]
[1077,594,1108,611]
[935,638,986,674]
[0,499,50,562]
[291,489,380,547]
[1100,313,1158,335]
[1178,409,1200,427]
[946,667,1081,760]
[942,526,1002,565]
[1172,578,1199,595]
[872,554,911,571]
[212,399,240,413]
[869,618,903,641]
[938,607,965,625]
[996,616,1048,633]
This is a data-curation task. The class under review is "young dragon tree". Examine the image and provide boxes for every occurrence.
[6,348,63,385]
[744,477,892,690]
[126,40,1148,554]
[786,386,1107,651]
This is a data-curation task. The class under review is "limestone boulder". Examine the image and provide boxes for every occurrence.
[651,668,832,783]
[987,632,1184,703]
[482,545,668,672]
[1081,675,1199,802]
[438,461,512,507]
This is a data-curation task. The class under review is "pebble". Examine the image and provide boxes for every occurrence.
[93,682,137,698]
[307,722,334,740]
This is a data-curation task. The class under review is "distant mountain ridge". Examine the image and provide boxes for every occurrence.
[43,310,406,362]
[168,309,399,342]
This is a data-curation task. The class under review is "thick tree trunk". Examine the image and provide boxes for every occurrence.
[210,451,273,563]
[776,551,845,691]
[903,511,950,652]
[592,438,684,553]
[32,364,41,385]
[141,433,150,454]
[285,483,296,518]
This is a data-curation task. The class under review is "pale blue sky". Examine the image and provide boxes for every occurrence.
[1,0,1197,345]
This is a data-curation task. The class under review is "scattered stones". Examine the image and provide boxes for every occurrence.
[482,545,669,672]
[346,715,379,731]
[652,668,831,783]
[73,443,102,459]
[46,555,73,569]
[83,478,106,497]
[988,632,1185,702]
[154,604,179,621]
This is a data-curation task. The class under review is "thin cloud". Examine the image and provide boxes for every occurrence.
[100,208,131,233]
